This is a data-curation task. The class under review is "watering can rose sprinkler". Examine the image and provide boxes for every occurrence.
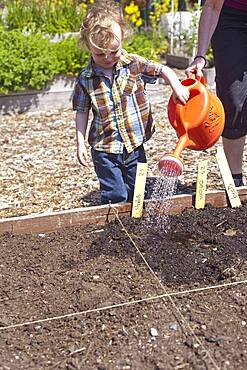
[158,75,225,176]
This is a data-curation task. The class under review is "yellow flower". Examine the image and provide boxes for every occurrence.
[136,18,143,27]
[131,14,137,23]
[125,5,132,15]
[124,1,142,28]
[132,5,138,13]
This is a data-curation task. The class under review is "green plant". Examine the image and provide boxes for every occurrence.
[0,29,168,94]
[2,0,87,34]
[0,29,60,93]
[149,0,177,31]
[181,5,214,66]
[124,1,143,28]
[53,36,90,75]
[123,31,168,61]
[181,6,201,57]
[0,29,93,94]
[205,48,214,68]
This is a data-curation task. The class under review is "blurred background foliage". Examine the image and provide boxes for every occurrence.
[0,0,208,93]
[0,0,199,33]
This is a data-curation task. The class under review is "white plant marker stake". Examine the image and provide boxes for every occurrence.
[131,162,148,218]
[195,159,208,209]
[216,147,241,208]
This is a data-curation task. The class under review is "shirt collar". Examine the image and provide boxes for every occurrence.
[116,49,133,69]
[84,49,133,78]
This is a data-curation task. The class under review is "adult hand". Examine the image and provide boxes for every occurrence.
[185,56,206,79]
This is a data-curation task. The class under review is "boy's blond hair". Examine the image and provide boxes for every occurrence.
[79,0,131,54]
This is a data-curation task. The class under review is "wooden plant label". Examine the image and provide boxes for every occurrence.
[216,147,241,208]
[131,162,148,218]
[195,159,208,209]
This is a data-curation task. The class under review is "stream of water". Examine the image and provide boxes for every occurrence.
[145,163,180,233]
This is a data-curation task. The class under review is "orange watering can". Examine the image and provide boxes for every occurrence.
[158,75,225,176]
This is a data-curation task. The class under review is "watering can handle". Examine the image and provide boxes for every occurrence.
[175,76,207,132]
[194,74,206,86]
[189,72,206,86]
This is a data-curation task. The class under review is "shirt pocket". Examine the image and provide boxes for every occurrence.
[122,75,145,96]
[90,83,112,122]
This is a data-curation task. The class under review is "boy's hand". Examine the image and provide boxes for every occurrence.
[172,84,190,105]
[160,66,190,105]
[77,144,88,167]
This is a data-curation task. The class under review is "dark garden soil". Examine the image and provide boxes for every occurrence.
[0,201,247,370]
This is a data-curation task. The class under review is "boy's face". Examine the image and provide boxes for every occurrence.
[89,22,122,69]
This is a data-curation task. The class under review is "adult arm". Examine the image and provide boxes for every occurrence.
[76,111,89,167]
[185,0,224,78]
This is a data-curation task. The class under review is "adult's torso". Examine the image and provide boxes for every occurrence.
[224,0,247,12]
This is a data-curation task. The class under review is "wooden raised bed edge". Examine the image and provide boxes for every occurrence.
[1,188,247,235]
[0,75,75,114]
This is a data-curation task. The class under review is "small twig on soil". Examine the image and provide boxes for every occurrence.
[50,346,87,368]
[8,166,27,174]
[69,347,86,356]
[81,342,93,364]
[175,364,190,369]
[216,220,227,227]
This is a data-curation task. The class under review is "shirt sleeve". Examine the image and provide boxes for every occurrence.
[134,54,163,84]
[72,78,91,112]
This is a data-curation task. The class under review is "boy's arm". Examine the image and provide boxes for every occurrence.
[160,66,190,105]
[76,111,90,167]
[133,54,189,104]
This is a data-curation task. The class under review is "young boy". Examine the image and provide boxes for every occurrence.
[73,0,189,204]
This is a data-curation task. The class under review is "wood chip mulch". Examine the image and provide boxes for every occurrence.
[1,83,246,218]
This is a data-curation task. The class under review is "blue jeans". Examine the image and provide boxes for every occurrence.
[91,145,147,204]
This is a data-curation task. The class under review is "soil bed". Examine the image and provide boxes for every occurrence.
[0,202,247,369]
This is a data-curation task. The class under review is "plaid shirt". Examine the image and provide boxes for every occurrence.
[72,49,164,154]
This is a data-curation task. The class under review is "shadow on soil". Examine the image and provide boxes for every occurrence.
[85,201,247,288]
[80,178,196,206]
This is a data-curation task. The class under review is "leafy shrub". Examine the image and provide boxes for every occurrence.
[0,30,168,94]
[0,31,91,94]
[123,31,168,61]
[53,36,90,75]
[0,30,60,93]
[3,0,87,34]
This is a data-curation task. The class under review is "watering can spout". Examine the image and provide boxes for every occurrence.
[158,154,183,177]
[158,75,225,176]
[158,134,192,176]
[173,134,191,158]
